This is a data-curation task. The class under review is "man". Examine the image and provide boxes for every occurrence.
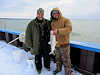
[50,8,72,75]
[25,8,51,74]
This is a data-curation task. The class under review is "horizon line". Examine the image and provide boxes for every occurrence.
[0,17,100,20]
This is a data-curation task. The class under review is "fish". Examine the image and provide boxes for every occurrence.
[49,30,57,55]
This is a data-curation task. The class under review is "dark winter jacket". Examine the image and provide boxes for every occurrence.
[25,17,51,55]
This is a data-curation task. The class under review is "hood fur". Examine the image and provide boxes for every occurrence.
[51,7,62,20]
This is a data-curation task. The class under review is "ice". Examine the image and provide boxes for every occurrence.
[96,73,100,75]
[0,41,82,75]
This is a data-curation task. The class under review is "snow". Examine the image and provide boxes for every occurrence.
[0,41,83,75]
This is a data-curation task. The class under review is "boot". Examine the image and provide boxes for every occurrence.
[37,69,41,74]
[46,67,50,71]
[53,70,60,75]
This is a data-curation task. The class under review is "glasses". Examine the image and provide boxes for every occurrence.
[52,10,59,15]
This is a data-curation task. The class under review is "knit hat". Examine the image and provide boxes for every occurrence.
[37,8,44,14]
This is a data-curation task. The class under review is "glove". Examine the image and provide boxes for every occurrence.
[19,32,25,43]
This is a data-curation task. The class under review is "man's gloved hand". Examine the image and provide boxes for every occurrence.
[19,32,25,43]
[52,29,58,35]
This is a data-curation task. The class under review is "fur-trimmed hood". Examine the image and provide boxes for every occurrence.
[50,7,62,20]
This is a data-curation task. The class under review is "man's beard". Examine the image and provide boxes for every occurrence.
[52,17,58,20]
[38,17,43,20]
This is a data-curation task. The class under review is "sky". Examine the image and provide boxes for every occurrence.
[0,0,100,19]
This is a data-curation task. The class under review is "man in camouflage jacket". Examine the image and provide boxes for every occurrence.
[50,8,72,75]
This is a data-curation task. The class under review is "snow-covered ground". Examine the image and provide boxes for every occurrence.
[0,41,83,75]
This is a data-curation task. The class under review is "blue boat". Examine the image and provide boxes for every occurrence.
[0,29,100,75]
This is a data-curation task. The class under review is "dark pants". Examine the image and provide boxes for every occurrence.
[35,43,50,70]
[55,45,71,75]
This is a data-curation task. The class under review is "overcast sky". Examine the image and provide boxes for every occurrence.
[0,0,100,19]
